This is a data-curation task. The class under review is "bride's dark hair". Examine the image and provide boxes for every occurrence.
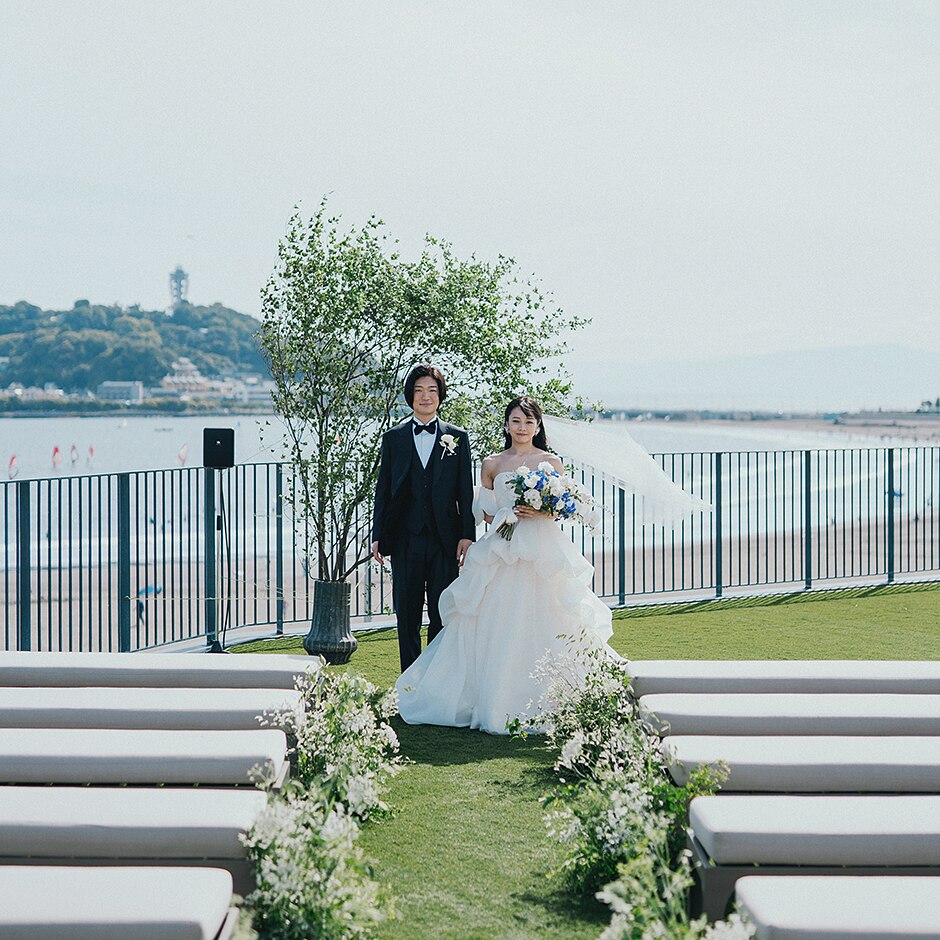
[503,396,548,450]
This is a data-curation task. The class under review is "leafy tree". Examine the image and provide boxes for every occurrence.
[258,199,586,583]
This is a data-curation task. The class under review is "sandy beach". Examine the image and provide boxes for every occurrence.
[700,413,940,447]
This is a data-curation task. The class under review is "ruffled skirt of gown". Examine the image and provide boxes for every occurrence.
[395,515,614,734]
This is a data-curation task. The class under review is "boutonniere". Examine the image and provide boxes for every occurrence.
[439,434,458,458]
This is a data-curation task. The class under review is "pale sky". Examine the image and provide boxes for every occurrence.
[2,2,939,409]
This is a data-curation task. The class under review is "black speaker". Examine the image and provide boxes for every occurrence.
[203,428,235,469]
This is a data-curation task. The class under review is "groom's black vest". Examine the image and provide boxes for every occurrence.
[402,443,436,537]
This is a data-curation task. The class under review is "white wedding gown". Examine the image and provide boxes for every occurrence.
[395,471,615,734]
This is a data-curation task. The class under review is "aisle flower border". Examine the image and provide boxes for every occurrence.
[512,640,755,940]
[236,663,403,940]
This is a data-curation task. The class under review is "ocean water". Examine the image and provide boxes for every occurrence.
[0,414,277,480]
[0,413,925,481]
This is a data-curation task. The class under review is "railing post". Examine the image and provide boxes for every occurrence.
[204,469,217,647]
[275,464,284,635]
[15,481,30,651]
[714,453,723,598]
[618,487,626,606]
[804,450,812,590]
[886,447,895,584]
[117,474,131,652]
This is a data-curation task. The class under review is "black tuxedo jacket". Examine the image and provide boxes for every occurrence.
[372,419,475,557]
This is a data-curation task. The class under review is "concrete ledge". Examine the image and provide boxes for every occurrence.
[0,651,316,689]
[0,728,287,787]
[641,693,940,736]
[629,660,940,697]
[690,794,940,865]
[736,875,940,939]
[0,687,302,731]
[664,734,940,791]
[0,866,235,939]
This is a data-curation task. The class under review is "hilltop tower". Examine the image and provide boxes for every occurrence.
[169,266,189,308]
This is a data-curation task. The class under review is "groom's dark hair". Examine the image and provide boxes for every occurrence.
[404,365,447,407]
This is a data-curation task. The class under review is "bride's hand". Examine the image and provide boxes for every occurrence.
[514,505,549,520]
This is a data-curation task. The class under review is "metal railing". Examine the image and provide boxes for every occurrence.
[2,447,938,652]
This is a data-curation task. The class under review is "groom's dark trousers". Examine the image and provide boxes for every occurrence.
[372,419,475,672]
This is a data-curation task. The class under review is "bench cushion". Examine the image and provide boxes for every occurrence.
[0,651,314,689]
[0,866,233,939]
[0,787,267,858]
[690,794,940,865]
[0,687,302,731]
[0,728,287,786]
[736,875,940,939]
[664,735,940,791]
[629,660,940,696]
[641,693,940,736]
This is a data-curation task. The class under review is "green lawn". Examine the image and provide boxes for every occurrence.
[235,582,940,939]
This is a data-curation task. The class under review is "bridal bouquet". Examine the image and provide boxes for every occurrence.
[496,462,601,540]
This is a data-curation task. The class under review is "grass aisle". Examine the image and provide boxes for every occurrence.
[236,582,940,938]
[240,629,608,939]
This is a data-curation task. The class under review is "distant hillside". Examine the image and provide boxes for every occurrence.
[0,300,266,392]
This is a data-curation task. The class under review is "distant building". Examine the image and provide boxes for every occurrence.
[233,373,276,404]
[97,381,144,404]
[2,382,66,401]
[151,358,240,401]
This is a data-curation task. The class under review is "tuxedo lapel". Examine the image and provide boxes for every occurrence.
[391,422,414,495]
[431,421,450,487]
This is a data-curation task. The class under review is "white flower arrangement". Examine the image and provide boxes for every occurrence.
[439,433,458,458]
[258,665,402,820]
[512,642,742,939]
[242,663,404,937]
[240,783,391,939]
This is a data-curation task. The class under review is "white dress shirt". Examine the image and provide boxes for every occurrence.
[412,419,437,468]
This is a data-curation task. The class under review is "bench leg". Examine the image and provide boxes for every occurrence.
[687,832,737,921]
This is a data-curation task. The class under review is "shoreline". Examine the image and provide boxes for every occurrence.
[0,408,273,419]
[699,415,940,446]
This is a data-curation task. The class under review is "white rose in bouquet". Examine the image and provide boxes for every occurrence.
[524,489,543,509]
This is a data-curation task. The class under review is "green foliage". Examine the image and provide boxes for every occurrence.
[258,199,587,580]
[241,780,392,939]
[264,669,401,819]
[0,299,266,391]
[522,645,725,898]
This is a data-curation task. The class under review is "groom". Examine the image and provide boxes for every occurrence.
[371,365,475,672]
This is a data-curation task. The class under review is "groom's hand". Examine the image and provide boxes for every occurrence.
[456,538,473,566]
[371,541,384,565]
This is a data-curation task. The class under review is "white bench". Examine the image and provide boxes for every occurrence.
[0,728,288,787]
[629,660,940,697]
[0,686,302,732]
[687,794,940,919]
[0,651,314,689]
[640,693,940,736]
[664,735,940,792]
[0,787,268,894]
[736,875,940,939]
[0,866,236,939]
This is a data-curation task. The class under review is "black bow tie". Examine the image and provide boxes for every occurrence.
[413,421,438,435]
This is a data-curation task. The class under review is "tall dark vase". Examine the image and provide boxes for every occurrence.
[303,579,357,664]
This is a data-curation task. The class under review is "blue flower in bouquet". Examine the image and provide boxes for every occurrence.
[495,462,601,540]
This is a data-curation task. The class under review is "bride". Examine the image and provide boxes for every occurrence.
[395,395,616,734]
